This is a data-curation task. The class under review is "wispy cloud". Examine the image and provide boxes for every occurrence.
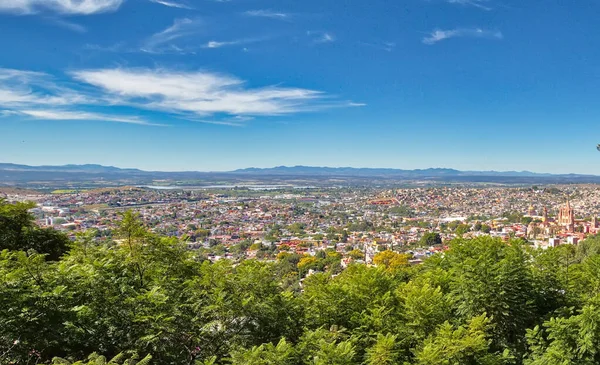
[0,68,88,107]
[232,115,254,122]
[71,67,361,118]
[193,115,254,127]
[446,0,492,10]
[141,18,202,53]
[149,0,193,9]
[361,41,396,52]
[18,110,163,126]
[201,38,264,49]
[0,0,123,15]
[318,33,335,43]
[422,28,502,45]
[0,68,159,126]
[308,31,335,44]
[0,110,20,117]
[51,18,87,33]
[84,42,126,52]
[202,40,241,49]
[0,67,361,127]
[192,119,245,127]
[244,9,289,20]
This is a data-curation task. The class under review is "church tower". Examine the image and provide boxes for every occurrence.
[558,200,575,232]
[542,207,548,225]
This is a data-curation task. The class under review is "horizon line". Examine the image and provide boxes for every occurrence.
[0,162,597,176]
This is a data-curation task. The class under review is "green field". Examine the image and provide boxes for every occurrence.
[50,189,80,194]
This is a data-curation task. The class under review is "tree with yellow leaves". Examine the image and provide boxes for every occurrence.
[373,250,410,271]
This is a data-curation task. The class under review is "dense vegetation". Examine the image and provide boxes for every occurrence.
[2,199,600,364]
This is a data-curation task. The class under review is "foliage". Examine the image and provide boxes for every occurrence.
[364,334,401,365]
[454,224,471,236]
[415,314,506,365]
[0,199,70,260]
[525,295,600,365]
[230,338,295,365]
[346,221,374,232]
[389,205,415,218]
[51,352,152,365]
[372,250,410,271]
[419,232,442,247]
[440,237,537,358]
[348,249,365,261]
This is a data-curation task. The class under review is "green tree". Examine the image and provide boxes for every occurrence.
[525,295,600,365]
[51,352,152,365]
[455,224,471,236]
[415,314,505,365]
[399,280,450,343]
[348,249,364,261]
[0,199,69,260]
[230,338,295,365]
[440,237,537,358]
[419,232,442,247]
[313,340,355,365]
[365,334,402,365]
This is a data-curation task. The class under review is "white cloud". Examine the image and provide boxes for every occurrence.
[52,18,87,33]
[191,115,254,127]
[446,0,492,10]
[361,41,396,52]
[0,110,20,117]
[202,37,267,49]
[320,33,335,43]
[0,0,32,14]
[0,68,88,107]
[18,110,163,126]
[149,0,192,9]
[0,66,361,127]
[0,0,123,15]
[141,18,202,53]
[422,28,502,45]
[0,68,44,80]
[308,31,335,44]
[232,115,254,121]
[193,120,245,127]
[244,9,288,19]
[202,40,240,49]
[0,68,157,126]
[71,67,360,117]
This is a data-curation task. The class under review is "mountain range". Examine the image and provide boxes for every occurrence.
[0,163,143,173]
[0,163,586,176]
[0,163,598,186]
[231,166,567,177]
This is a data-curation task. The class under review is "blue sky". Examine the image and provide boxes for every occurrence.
[1,0,600,173]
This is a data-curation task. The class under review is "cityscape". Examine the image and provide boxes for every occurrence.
[3,182,600,263]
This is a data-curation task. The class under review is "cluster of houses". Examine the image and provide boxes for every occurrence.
[3,184,600,265]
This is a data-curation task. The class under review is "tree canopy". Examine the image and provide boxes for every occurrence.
[0,199,70,260]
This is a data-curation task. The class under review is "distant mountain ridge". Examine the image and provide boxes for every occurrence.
[0,163,594,177]
[231,165,584,177]
[0,163,143,173]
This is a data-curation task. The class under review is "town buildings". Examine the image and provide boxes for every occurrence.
[3,184,600,261]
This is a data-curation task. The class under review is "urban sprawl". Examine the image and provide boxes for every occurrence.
[3,184,600,265]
